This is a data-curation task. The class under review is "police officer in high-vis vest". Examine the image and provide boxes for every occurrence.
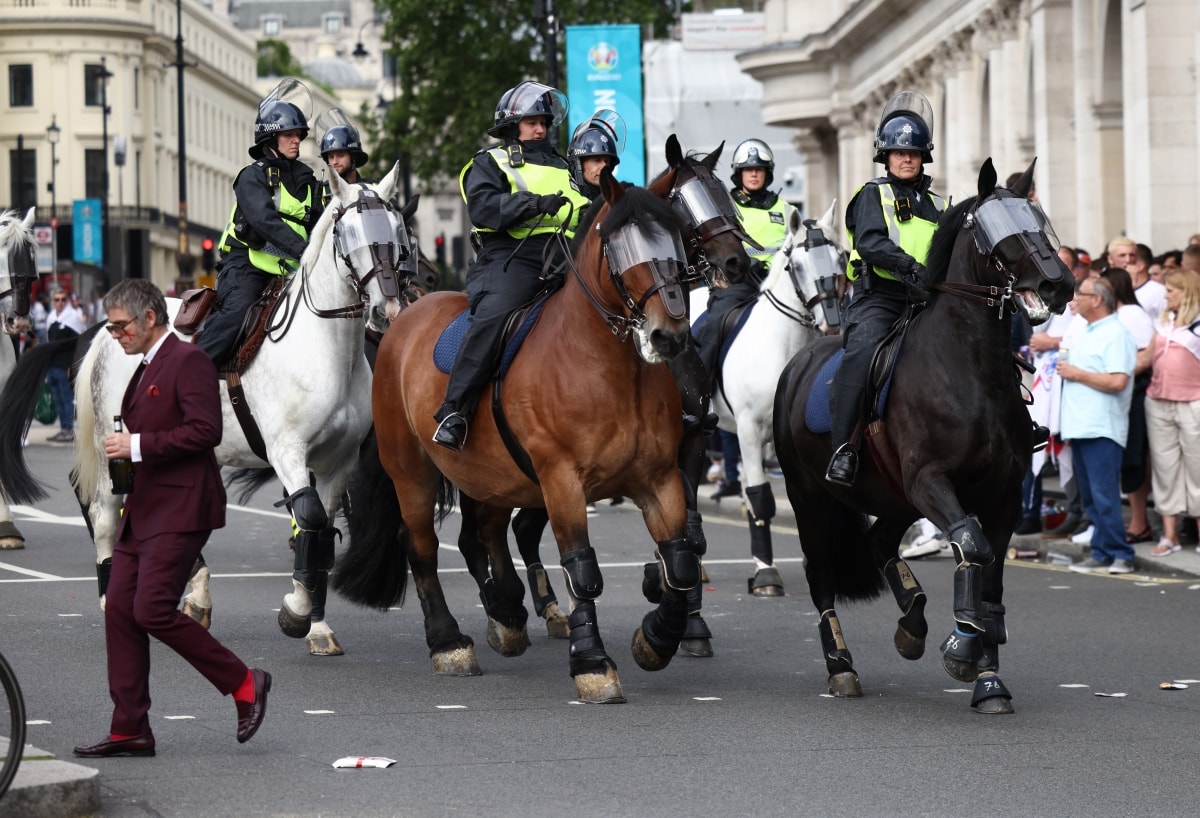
[432,81,589,451]
[692,138,796,381]
[825,91,947,486]
[199,81,323,368]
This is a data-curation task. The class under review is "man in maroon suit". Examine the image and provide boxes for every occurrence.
[74,279,270,758]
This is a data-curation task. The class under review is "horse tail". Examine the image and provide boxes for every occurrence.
[225,467,278,505]
[827,504,888,603]
[330,427,410,609]
[0,339,72,503]
[71,328,108,506]
[436,475,457,526]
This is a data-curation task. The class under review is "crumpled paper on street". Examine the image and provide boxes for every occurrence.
[332,756,397,769]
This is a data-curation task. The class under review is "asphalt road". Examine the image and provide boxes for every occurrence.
[3,440,1200,817]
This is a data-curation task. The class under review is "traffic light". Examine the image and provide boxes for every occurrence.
[435,233,446,266]
[201,236,216,272]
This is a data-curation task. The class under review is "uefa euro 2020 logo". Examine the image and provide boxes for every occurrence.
[587,42,618,73]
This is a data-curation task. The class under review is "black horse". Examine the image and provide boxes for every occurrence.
[772,159,1073,714]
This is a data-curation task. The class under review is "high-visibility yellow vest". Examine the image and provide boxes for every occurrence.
[846,180,947,281]
[220,167,314,276]
[735,197,794,265]
[459,147,589,240]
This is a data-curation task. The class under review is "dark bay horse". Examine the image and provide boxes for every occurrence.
[503,136,756,652]
[772,159,1073,714]
[333,168,699,702]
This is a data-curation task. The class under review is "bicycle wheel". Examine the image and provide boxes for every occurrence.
[0,650,26,799]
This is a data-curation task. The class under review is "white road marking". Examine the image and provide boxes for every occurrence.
[164,715,195,720]
[435,705,467,710]
[304,710,335,715]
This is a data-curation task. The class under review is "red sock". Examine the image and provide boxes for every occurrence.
[233,669,255,703]
[111,733,138,740]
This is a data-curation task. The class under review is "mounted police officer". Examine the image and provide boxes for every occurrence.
[692,138,796,381]
[317,109,372,204]
[432,81,589,451]
[825,90,947,486]
[200,80,324,368]
[567,109,625,202]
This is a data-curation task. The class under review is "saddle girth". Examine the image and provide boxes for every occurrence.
[217,277,285,464]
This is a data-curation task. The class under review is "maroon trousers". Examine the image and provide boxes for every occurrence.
[105,527,247,736]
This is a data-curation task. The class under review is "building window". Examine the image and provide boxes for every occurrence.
[8,64,33,107]
[263,15,282,37]
[8,148,37,210]
[84,64,109,107]
[133,67,139,110]
[323,13,342,35]
[382,49,397,80]
[85,149,106,200]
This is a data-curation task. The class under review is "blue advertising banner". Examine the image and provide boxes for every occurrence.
[73,198,103,266]
[565,24,644,186]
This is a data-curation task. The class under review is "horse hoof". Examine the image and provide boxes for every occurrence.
[182,599,212,631]
[942,654,980,683]
[748,566,785,597]
[574,669,625,703]
[680,637,713,658]
[630,627,676,671]
[827,671,863,698]
[893,625,925,660]
[277,604,310,639]
[306,632,345,656]
[542,602,569,639]
[486,617,531,657]
[432,645,482,676]
[0,539,25,550]
[699,564,710,584]
[974,695,1015,715]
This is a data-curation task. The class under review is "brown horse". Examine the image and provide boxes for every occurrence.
[333,168,699,702]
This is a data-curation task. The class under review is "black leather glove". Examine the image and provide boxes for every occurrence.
[535,193,569,215]
[901,261,931,301]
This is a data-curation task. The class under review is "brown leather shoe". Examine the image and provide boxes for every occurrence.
[74,734,156,758]
[236,668,272,743]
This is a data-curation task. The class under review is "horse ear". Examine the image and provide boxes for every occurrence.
[789,207,803,234]
[600,166,624,204]
[666,134,683,168]
[21,207,35,229]
[400,192,420,224]
[376,161,402,201]
[978,158,997,199]
[1009,158,1038,199]
[704,141,725,171]
[819,199,837,231]
[327,161,353,202]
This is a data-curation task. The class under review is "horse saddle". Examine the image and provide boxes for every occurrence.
[804,313,913,435]
[432,294,551,376]
[693,297,757,375]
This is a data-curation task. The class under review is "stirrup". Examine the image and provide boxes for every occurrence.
[432,413,468,452]
[824,444,858,487]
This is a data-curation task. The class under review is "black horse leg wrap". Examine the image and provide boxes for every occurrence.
[97,557,113,598]
[818,610,854,674]
[744,482,776,523]
[686,508,708,556]
[656,537,701,590]
[747,515,774,565]
[641,561,663,604]
[946,515,994,567]
[280,485,328,532]
[980,600,1007,646]
[883,558,925,615]
[310,570,328,622]
[567,601,606,657]
[686,579,704,617]
[952,563,986,633]
[641,592,688,652]
[561,546,603,600]
[294,527,338,575]
[526,563,557,615]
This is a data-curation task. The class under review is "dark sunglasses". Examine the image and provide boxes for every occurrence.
[104,317,137,335]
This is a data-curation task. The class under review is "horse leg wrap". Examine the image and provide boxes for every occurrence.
[656,537,701,591]
[294,527,338,584]
[561,546,603,600]
[97,557,113,598]
[526,563,557,616]
[979,601,1008,646]
[640,590,688,655]
[747,514,774,566]
[818,611,854,675]
[883,558,925,617]
[971,673,1012,708]
[641,561,663,604]
[951,563,986,633]
[567,601,607,664]
[309,570,329,622]
[946,515,994,567]
[686,579,704,617]
[940,628,983,665]
[744,482,776,524]
[280,484,328,533]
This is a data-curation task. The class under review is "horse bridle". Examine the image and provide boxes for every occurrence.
[765,219,838,328]
[670,167,759,287]
[0,240,37,326]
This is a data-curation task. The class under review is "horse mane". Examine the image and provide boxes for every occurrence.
[595,185,684,242]
[299,200,337,272]
[925,196,976,284]
[0,209,34,254]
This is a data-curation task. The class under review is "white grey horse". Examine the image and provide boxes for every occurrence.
[0,208,37,551]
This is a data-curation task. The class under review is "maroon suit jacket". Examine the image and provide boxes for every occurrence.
[117,333,226,540]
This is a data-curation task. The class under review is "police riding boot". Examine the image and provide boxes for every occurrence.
[432,404,468,452]
[825,443,859,487]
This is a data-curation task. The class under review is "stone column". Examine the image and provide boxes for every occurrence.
[1028,0,1078,239]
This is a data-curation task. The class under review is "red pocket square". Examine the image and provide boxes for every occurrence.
[146,384,160,398]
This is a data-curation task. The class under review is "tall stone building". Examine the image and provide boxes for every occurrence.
[739,0,1199,255]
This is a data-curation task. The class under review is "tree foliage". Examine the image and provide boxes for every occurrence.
[369,0,687,190]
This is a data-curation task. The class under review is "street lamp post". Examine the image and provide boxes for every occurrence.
[46,116,60,288]
[99,57,113,282]
[174,0,193,286]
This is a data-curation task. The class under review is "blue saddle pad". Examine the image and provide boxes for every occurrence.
[692,302,757,370]
[804,348,894,434]
[433,297,549,376]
